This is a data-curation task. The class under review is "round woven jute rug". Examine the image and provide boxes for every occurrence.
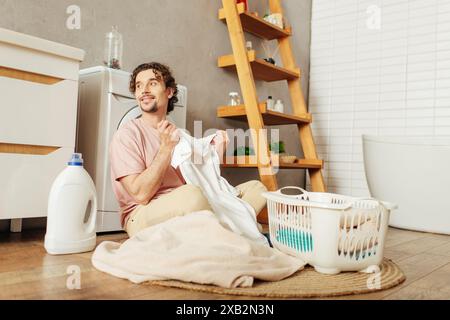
[147,258,405,298]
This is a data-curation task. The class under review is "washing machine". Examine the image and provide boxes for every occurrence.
[76,66,187,232]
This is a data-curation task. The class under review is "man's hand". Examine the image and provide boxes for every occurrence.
[157,120,179,152]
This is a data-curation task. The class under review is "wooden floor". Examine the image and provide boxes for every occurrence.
[1,226,450,300]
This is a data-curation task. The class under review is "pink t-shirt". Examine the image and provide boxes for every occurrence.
[109,118,186,227]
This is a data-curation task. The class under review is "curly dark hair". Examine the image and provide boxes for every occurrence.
[129,62,179,113]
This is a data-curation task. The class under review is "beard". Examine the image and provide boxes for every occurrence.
[140,100,158,113]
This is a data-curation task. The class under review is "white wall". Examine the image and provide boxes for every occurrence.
[308,0,450,196]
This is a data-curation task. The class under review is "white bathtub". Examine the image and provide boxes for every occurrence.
[362,135,450,235]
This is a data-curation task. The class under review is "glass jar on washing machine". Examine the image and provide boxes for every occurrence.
[103,26,123,69]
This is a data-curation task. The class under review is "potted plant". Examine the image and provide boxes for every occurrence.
[233,146,256,165]
[269,141,285,154]
[269,141,296,164]
[233,146,255,156]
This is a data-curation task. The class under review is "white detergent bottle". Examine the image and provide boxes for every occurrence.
[45,153,97,255]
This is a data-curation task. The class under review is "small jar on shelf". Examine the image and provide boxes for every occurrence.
[266,96,275,111]
[274,99,284,113]
[228,92,241,106]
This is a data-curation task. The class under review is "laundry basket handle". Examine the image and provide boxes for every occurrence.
[348,197,398,210]
[277,186,309,197]
[343,197,398,211]
[339,197,377,210]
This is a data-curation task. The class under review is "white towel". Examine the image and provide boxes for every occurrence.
[171,130,268,245]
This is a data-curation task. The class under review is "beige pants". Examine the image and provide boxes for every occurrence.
[125,180,268,238]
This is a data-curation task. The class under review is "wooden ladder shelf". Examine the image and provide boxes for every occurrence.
[218,0,326,221]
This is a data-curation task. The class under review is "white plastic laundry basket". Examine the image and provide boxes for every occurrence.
[262,187,397,275]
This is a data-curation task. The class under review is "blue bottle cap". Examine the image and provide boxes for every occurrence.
[68,153,84,166]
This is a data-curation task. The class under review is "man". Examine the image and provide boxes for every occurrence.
[109,62,267,238]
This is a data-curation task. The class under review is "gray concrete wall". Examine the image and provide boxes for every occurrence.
[0,0,312,232]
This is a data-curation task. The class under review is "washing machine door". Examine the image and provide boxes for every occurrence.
[99,94,142,213]
[118,105,142,130]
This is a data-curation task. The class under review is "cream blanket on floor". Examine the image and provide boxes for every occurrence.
[92,211,305,288]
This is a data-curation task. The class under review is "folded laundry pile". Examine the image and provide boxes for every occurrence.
[92,211,305,288]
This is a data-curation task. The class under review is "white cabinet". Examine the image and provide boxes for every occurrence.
[0,27,85,227]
